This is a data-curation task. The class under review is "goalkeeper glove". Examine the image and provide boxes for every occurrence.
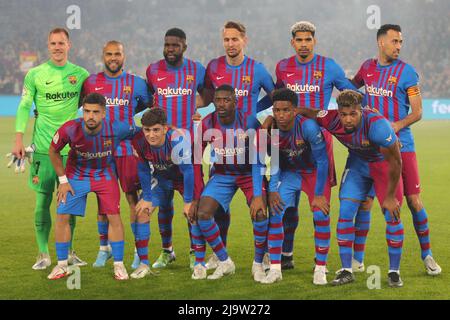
[6,144,35,173]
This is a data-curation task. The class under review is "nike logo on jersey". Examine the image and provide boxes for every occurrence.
[386,135,393,142]
[415,184,420,188]
[95,87,103,91]
[367,74,374,77]
[46,81,54,85]
[216,76,225,80]
[287,73,295,77]
[157,77,166,81]
[75,144,84,148]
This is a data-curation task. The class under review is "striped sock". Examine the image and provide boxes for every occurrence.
[215,208,230,247]
[134,222,150,265]
[385,210,404,271]
[158,206,174,250]
[198,219,228,262]
[354,210,371,263]
[187,221,195,252]
[313,210,330,266]
[412,208,432,260]
[110,240,125,262]
[98,220,109,247]
[253,219,268,263]
[268,213,284,265]
[55,241,70,261]
[337,200,359,269]
[190,223,206,266]
[282,207,299,254]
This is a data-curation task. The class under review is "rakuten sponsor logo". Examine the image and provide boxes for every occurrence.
[76,150,112,159]
[365,84,393,97]
[105,97,129,107]
[287,83,320,94]
[157,87,193,97]
[235,88,249,97]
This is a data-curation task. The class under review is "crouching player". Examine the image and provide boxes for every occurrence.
[130,108,195,278]
[47,93,135,280]
[264,88,330,285]
[188,84,267,282]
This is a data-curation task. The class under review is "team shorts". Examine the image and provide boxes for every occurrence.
[401,152,421,196]
[150,176,185,208]
[115,155,141,193]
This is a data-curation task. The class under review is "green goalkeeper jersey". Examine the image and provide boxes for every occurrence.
[15,60,89,155]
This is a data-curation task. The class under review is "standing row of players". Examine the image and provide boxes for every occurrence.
[11,20,441,286]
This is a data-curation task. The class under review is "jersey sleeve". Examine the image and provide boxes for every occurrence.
[315,110,339,131]
[402,64,420,90]
[204,60,215,91]
[196,62,206,93]
[145,65,156,94]
[50,121,72,153]
[15,69,37,133]
[170,131,194,203]
[115,121,137,141]
[257,63,275,95]
[303,119,329,195]
[275,61,285,89]
[329,59,358,91]
[132,138,153,202]
[352,63,366,89]
[134,77,153,114]
[368,117,397,148]
[248,116,264,197]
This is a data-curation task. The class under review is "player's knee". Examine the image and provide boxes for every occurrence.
[107,214,123,226]
[360,197,374,211]
[406,195,423,213]
[197,209,214,221]
[339,199,360,221]
[255,211,267,222]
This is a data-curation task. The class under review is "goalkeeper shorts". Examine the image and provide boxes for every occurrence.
[28,153,67,194]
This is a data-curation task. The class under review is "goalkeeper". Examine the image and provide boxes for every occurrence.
[10,28,89,270]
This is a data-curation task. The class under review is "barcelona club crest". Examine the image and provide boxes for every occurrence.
[186,75,195,82]
[123,86,132,94]
[242,75,251,84]
[313,71,323,80]
[295,139,304,147]
[32,176,39,185]
[103,139,112,147]
[68,75,77,85]
[361,139,370,147]
[388,76,397,85]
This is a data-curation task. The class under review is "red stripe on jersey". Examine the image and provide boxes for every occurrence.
[319,56,325,110]
[129,75,135,125]
[119,76,125,122]
[393,62,406,122]
[247,58,255,118]
[381,65,395,119]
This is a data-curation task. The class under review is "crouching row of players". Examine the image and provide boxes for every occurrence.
[47,86,440,287]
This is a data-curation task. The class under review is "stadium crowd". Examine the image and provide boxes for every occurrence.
[1,0,449,97]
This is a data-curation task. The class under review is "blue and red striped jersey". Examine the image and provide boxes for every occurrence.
[51,118,135,181]
[269,115,329,195]
[82,72,151,157]
[276,54,357,110]
[132,128,194,203]
[146,58,205,130]
[316,108,397,162]
[353,58,419,152]
[205,55,275,117]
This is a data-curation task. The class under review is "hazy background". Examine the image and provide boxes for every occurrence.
[1,0,449,97]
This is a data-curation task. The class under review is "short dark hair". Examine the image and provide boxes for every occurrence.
[223,21,246,36]
[336,90,363,109]
[215,84,235,96]
[272,88,298,107]
[83,93,106,108]
[377,24,402,39]
[165,28,186,40]
[48,27,69,40]
[141,108,167,127]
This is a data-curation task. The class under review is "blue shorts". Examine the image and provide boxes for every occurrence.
[150,176,184,208]
[201,174,264,212]
[277,171,302,214]
[57,178,121,216]
[339,155,403,205]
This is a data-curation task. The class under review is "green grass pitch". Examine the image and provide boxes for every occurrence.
[0,118,449,300]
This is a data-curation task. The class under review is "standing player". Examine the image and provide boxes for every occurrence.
[82,41,152,269]
[273,21,358,269]
[263,88,330,285]
[188,85,267,282]
[131,108,195,278]
[47,93,135,280]
[351,24,441,275]
[11,28,88,270]
[299,90,405,287]
[146,28,206,269]
[200,21,275,269]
